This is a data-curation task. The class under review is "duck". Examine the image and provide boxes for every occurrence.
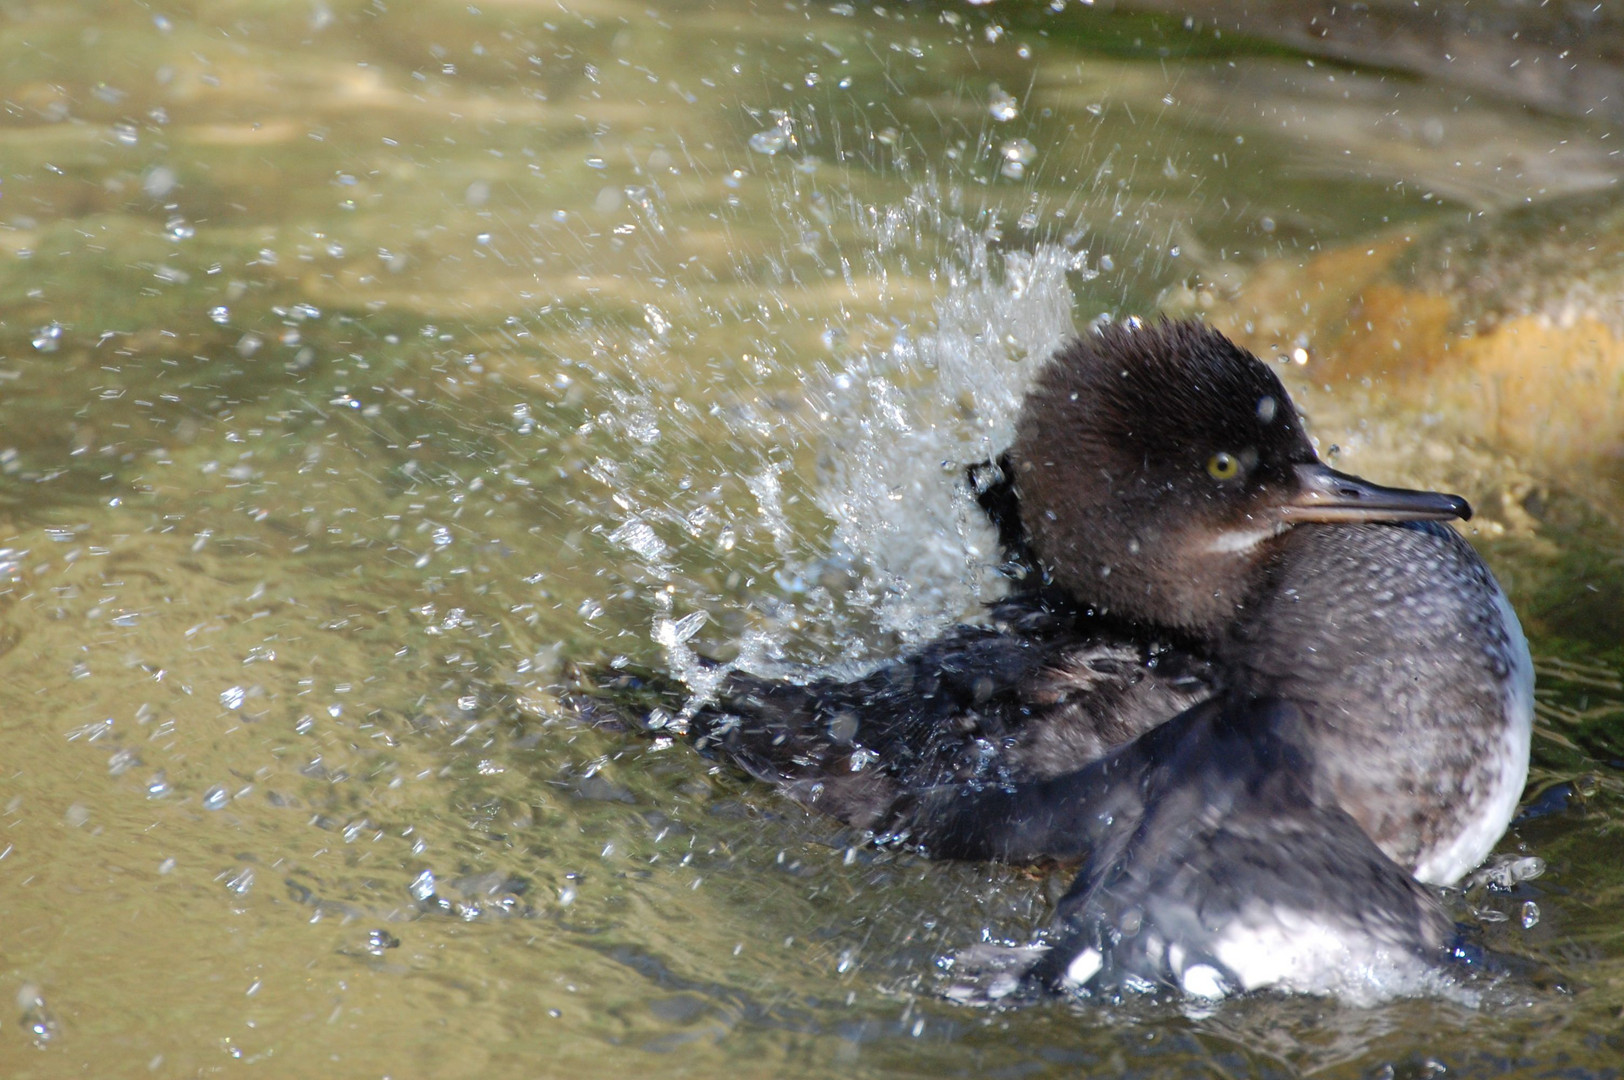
[588,319,1534,1000]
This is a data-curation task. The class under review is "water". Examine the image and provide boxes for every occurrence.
[2,2,1623,1076]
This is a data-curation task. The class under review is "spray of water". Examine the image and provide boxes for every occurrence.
[809,220,1082,647]
[591,176,1092,705]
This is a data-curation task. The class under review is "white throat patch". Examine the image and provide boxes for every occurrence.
[1206,522,1287,554]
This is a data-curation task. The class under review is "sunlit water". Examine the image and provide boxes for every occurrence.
[3,2,1623,1076]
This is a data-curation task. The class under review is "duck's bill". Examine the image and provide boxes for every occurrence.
[1281,463,1472,523]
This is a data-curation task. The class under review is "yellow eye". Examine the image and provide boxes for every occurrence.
[1206,452,1240,480]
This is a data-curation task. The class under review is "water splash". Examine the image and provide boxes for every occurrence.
[809,227,1077,647]
[585,175,1082,701]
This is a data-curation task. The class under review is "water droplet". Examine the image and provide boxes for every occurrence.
[31,322,63,352]
[146,771,171,799]
[18,984,58,1048]
[655,610,708,648]
[203,785,230,810]
[1521,901,1540,928]
[365,929,400,955]
[748,120,793,156]
[609,519,666,560]
[1509,856,1546,882]
[998,138,1036,180]
[987,84,1019,122]
[643,304,670,337]
[220,685,246,710]
[431,526,453,548]
[1474,854,1546,889]
[409,869,437,901]
[224,867,254,894]
[142,165,177,198]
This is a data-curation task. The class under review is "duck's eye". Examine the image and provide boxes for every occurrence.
[1206,451,1240,481]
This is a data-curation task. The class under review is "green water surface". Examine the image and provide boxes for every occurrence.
[2,2,1622,1077]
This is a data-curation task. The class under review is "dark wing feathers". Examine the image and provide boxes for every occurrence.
[1022,698,1454,995]
[682,596,1216,831]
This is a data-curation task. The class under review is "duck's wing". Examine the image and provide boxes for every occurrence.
[689,600,1215,830]
[688,618,1055,828]
[569,595,1214,834]
[908,697,1455,998]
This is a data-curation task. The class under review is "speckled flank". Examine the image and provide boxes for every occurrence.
[1411,581,1535,885]
[1228,520,1534,887]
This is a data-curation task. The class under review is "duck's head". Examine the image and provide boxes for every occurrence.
[1007,320,1469,638]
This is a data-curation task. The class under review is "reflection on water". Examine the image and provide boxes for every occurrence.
[1,1,1623,1076]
